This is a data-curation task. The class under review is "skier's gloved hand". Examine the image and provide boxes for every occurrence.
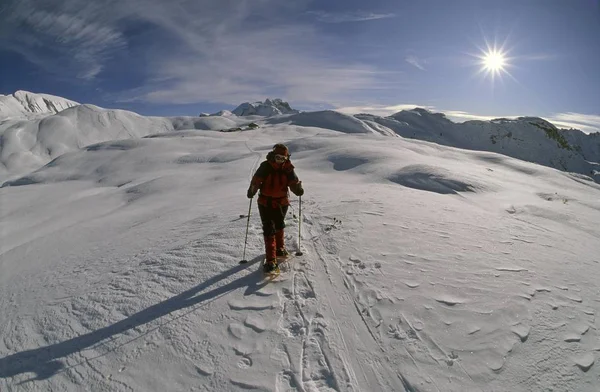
[294,182,304,196]
[247,185,257,199]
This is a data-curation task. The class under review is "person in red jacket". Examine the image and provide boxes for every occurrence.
[247,143,304,272]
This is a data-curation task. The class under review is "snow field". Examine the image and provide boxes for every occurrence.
[1,120,599,391]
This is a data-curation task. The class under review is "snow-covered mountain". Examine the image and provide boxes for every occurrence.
[1,91,598,185]
[0,90,79,119]
[0,100,251,181]
[357,108,600,180]
[232,98,299,117]
[266,110,393,135]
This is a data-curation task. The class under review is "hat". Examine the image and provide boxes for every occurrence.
[272,143,289,157]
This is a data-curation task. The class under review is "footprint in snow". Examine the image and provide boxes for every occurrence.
[573,353,595,372]
[487,355,506,372]
[565,295,583,303]
[571,322,590,335]
[468,326,481,335]
[349,255,362,264]
[228,323,246,339]
[563,322,590,342]
[228,298,277,311]
[195,365,214,376]
[446,351,459,366]
[435,295,466,306]
[244,314,266,333]
[495,266,528,272]
[237,356,253,369]
[564,334,582,343]
[511,324,531,342]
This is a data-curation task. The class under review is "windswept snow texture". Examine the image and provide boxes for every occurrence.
[1,110,600,392]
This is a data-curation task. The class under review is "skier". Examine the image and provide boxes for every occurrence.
[247,144,304,273]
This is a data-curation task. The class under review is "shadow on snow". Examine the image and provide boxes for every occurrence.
[0,254,267,383]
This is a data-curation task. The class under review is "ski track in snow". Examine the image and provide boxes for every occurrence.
[2,192,599,392]
[2,194,599,392]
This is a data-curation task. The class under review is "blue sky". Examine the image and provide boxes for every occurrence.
[1,0,599,132]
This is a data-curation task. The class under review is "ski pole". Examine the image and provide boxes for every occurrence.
[296,196,303,256]
[240,198,253,263]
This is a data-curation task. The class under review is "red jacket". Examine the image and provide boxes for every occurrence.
[250,158,301,207]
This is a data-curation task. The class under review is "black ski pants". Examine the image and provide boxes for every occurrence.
[258,204,288,237]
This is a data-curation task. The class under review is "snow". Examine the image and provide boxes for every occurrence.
[0,103,253,182]
[232,98,299,117]
[357,109,600,182]
[265,110,379,136]
[1,98,600,392]
[0,90,79,119]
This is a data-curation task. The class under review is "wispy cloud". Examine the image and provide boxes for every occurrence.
[405,55,426,71]
[424,110,600,133]
[0,0,395,105]
[520,53,558,61]
[547,112,600,134]
[336,107,600,134]
[118,22,383,105]
[1,1,126,80]
[442,111,521,123]
[307,10,395,23]
[335,104,434,117]
[335,106,526,124]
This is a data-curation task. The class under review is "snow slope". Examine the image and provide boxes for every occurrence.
[1,119,600,391]
[358,109,600,181]
[266,110,396,136]
[0,91,79,119]
[0,104,253,181]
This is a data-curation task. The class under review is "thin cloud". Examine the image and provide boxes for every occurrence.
[308,10,395,23]
[1,1,126,80]
[442,111,521,123]
[440,111,600,133]
[118,24,383,105]
[520,53,558,61]
[405,55,426,71]
[547,112,600,134]
[0,0,396,105]
[112,2,392,105]
[335,104,434,117]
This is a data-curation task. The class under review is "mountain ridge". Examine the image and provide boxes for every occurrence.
[0,90,79,119]
[1,91,598,184]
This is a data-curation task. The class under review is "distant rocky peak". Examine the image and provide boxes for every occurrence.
[232,98,298,117]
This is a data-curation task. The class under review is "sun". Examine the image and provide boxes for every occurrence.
[482,49,506,73]
[469,36,516,87]
[472,42,513,82]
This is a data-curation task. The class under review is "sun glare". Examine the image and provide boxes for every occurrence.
[471,41,514,85]
[482,50,506,72]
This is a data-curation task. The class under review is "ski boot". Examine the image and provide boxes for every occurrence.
[276,247,289,258]
[263,258,279,274]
